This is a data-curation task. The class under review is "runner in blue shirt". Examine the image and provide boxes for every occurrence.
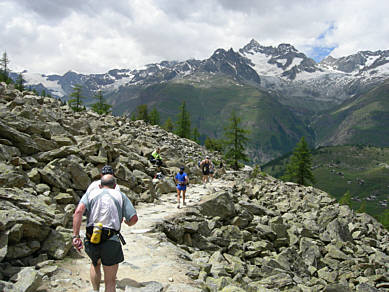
[175,166,189,208]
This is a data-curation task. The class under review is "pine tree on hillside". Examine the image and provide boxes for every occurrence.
[149,106,160,125]
[91,90,112,115]
[339,190,352,208]
[68,84,85,112]
[192,127,200,143]
[15,73,25,91]
[163,117,174,132]
[175,101,191,138]
[283,137,315,185]
[205,136,225,152]
[0,51,11,83]
[224,110,249,170]
[135,104,149,122]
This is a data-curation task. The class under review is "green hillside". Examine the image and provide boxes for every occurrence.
[263,145,389,219]
[313,79,389,146]
[111,75,314,164]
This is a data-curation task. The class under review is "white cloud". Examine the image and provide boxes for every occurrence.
[0,0,388,74]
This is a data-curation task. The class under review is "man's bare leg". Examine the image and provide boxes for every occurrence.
[103,264,119,292]
[176,189,181,208]
[90,260,101,291]
[182,190,186,205]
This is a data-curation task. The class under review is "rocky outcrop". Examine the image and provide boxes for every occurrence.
[158,172,389,291]
[0,82,221,288]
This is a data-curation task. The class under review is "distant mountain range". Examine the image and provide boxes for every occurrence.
[14,39,389,163]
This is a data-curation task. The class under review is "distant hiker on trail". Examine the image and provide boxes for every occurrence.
[86,165,120,193]
[150,148,163,168]
[175,166,189,209]
[200,156,212,187]
[209,160,215,182]
[72,174,138,292]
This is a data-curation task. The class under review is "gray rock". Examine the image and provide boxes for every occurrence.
[356,283,379,292]
[0,232,8,262]
[324,284,352,292]
[300,237,321,267]
[258,273,294,288]
[54,193,74,204]
[197,191,235,219]
[0,144,20,161]
[206,276,234,292]
[321,219,353,242]
[11,266,42,292]
[0,120,40,154]
[41,227,72,259]
[0,162,29,188]
[124,280,164,292]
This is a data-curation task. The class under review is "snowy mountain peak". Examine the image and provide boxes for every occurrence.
[319,49,389,75]
[277,43,298,54]
[239,39,319,80]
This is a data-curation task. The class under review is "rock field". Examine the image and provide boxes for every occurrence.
[0,82,388,291]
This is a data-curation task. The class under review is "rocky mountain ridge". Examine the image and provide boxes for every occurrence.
[19,39,389,103]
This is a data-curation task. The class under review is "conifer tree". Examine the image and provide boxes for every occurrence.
[0,51,10,83]
[283,137,315,185]
[149,106,160,125]
[68,84,85,112]
[135,104,149,122]
[91,90,112,115]
[223,110,249,170]
[175,101,191,138]
[163,117,174,132]
[205,136,224,152]
[41,89,46,97]
[192,127,200,143]
[15,73,25,91]
[339,190,352,208]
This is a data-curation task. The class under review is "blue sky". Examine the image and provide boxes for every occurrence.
[1,0,388,74]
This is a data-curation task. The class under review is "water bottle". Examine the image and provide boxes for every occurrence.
[90,223,103,244]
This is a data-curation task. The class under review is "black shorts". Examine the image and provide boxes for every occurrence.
[203,170,210,175]
[84,238,124,266]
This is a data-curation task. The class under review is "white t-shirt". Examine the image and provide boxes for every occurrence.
[80,188,136,231]
[85,179,120,194]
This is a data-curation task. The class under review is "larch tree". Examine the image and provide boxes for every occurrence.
[68,84,85,112]
[175,101,191,138]
[283,137,315,185]
[91,90,112,115]
[223,110,250,170]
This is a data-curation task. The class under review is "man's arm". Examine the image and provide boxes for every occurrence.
[122,193,138,227]
[72,202,86,251]
[124,214,138,226]
[73,203,86,237]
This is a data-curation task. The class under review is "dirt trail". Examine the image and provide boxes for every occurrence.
[38,179,230,292]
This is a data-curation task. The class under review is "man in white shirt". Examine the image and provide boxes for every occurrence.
[72,174,138,292]
[86,165,120,194]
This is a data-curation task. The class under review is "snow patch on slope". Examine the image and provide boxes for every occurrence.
[23,72,65,97]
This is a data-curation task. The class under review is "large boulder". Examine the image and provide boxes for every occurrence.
[0,144,20,161]
[197,191,236,219]
[0,120,40,154]
[0,163,29,188]
[41,227,73,259]
[11,266,42,292]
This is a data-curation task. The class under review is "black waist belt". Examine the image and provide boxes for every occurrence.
[86,226,126,245]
